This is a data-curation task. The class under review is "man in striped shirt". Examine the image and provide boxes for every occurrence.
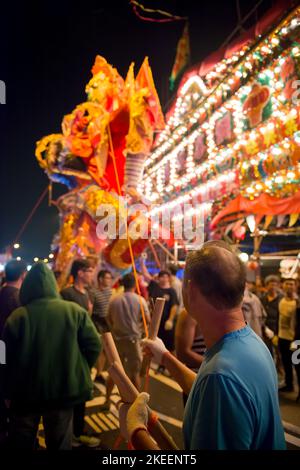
[92,270,114,383]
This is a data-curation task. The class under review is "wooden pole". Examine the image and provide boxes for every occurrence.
[140,297,165,377]
[153,240,177,261]
[148,240,161,269]
[108,361,178,450]
[102,332,124,370]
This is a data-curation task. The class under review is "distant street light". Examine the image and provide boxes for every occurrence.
[27,265,32,271]
[49,253,54,259]
[14,243,20,249]
[16,256,21,261]
[34,257,39,262]
[44,258,48,263]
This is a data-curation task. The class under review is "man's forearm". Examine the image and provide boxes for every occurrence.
[168,305,178,323]
[162,351,196,395]
[140,259,152,282]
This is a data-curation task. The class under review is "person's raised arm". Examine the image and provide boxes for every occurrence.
[140,257,153,283]
[142,338,197,395]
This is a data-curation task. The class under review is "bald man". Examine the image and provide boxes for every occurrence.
[119,241,286,450]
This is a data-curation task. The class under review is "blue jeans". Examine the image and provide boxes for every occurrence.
[9,405,73,450]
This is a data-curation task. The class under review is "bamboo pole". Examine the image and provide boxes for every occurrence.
[108,361,178,450]
[140,297,165,377]
[148,240,161,269]
[102,332,124,369]
[153,240,177,261]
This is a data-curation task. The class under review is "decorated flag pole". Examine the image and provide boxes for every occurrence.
[170,22,190,91]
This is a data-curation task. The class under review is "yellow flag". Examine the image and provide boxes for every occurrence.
[289,213,299,227]
[170,23,190,90]
[263,215,273,230]
[125,62,135,97]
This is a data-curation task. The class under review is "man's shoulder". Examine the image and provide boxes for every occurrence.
[127,291,143,301]
[109,292,124,305]
[195,371,243,396]
[60,286,75,296]
[195,370,256,405]
[172,277,182,287]
[0,285,18,295]
[46,297,87,319]
[0,285,19,301]
[130,292,148,307]
[60,286,76,302]
[5,305,26,323]
[148,279,157,288]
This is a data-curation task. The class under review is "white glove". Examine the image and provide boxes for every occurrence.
[290,340,300,352]
[164,319,174,331]
[118,402,131,441]
[118,392,150,441]
[264,326,275,340]
[141,337,168,364]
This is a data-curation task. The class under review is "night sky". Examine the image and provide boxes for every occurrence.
[0,0,273,262]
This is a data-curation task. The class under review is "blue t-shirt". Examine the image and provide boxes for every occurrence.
[183,325,286,450]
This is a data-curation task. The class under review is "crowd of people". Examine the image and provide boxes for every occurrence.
[0,243,299,450]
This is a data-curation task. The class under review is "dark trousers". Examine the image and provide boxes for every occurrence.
[0,397,9,444]
[278,338,293,387]
[73,402,85,437]
[9,405,73,450]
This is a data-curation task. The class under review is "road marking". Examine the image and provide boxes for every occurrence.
[155,411,183,429]
[91,414,109,432]
[86,396,107,408]
[94,368,182,394]
[98,412,117,430]
[285,432,300,447]
[149,369,182,392]
[84,415,102,433]
[107,412,119,427]
[282,420,300,437]
[93,382,106,395]
[110,395,122,406]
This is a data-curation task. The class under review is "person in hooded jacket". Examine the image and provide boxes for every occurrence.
[1,263,101,450]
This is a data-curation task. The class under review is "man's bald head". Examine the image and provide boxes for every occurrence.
[184,241,246,310]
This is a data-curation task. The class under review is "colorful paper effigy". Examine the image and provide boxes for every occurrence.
[36,56,164,280]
